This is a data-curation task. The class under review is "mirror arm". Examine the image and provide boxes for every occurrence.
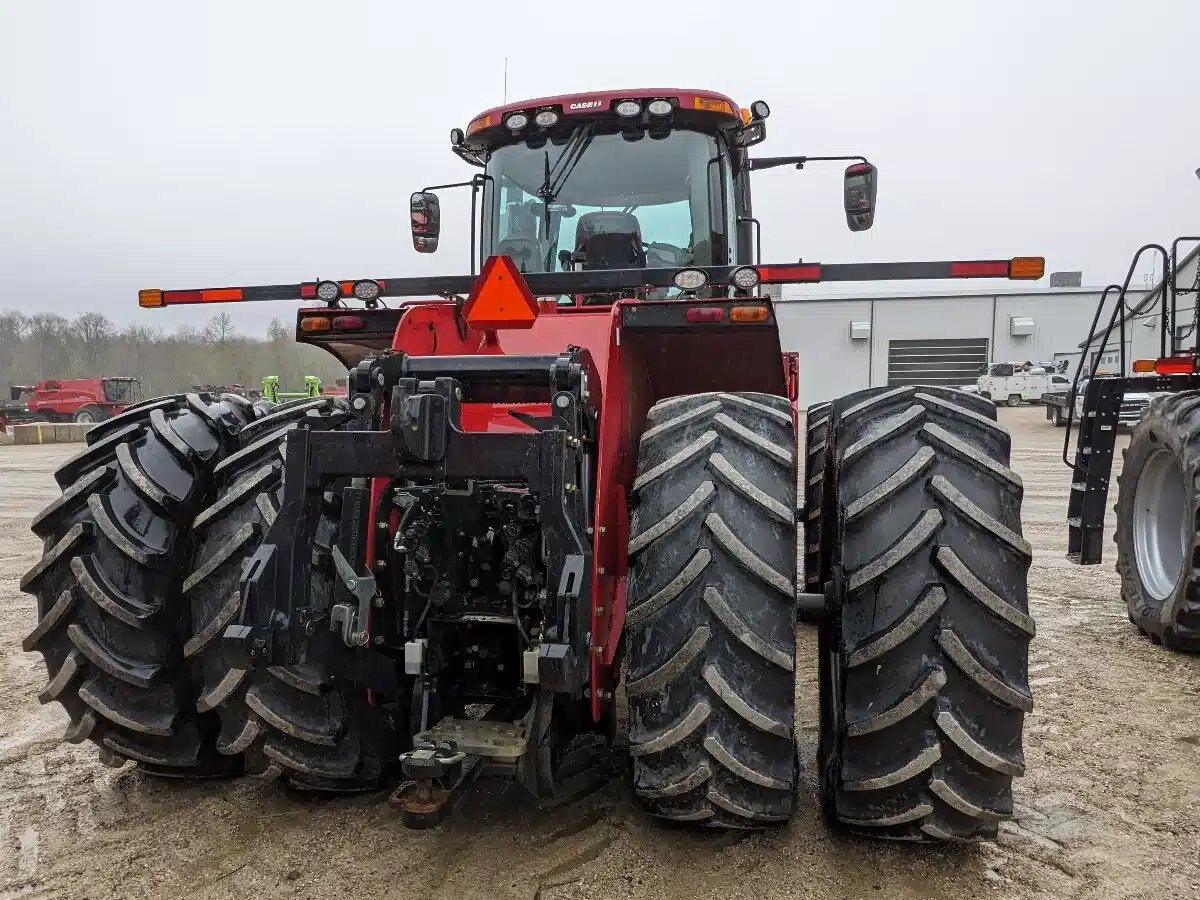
[749,154,868,172]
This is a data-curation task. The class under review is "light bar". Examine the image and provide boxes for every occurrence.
[138,255,1048,308]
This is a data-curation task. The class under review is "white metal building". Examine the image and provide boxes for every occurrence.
[775,285,1147,408]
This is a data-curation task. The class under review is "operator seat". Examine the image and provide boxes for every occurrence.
[495,203,545,273]
[575,211,646,269]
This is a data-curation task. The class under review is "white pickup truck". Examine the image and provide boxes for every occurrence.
[972,364,1072,407]
[1042,376,1153,428]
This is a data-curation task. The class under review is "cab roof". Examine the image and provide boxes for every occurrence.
[465,87,743,141]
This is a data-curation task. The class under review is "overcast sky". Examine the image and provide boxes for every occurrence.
[2,0,1197,336]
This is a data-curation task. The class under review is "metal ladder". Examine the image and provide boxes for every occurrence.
[1066,376,1123,563]
[1064,237,1200,564]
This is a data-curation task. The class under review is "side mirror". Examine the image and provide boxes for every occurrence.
[844,162,878,232]
[410,191,441,253]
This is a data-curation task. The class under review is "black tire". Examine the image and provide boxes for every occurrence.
[184,397,396,789]
[818,385,1033,842]
[21,393,248,773]
[1005,394,1022,408]
[803,389,900,596]
[73,405,107,425]
[1115,392,1200,651]
[626,392,797,828]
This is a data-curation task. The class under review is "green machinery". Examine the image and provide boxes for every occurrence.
[261,375,322,404]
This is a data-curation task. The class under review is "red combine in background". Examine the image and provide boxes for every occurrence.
[21,377,144,424]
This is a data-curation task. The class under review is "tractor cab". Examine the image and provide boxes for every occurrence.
[102,376,143,403]
[410,89,878,280]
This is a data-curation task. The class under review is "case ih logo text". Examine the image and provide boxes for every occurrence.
[568,100,603,110]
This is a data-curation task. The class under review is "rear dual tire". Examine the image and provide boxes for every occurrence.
[22,394,249,773]
[817,386,1033,842]
[626,392,798,828]
[184,398,397,788]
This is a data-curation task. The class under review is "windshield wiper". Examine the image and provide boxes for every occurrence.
[537,123,594,239]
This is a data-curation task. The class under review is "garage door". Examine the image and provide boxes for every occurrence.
[887,338,990,387]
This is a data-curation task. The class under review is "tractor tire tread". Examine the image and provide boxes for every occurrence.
[819,386,1030,843]
[184,396,386,789]
[22,393,248,774]
[627,392,797,828]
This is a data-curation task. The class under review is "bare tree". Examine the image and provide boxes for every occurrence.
[73,312,114,366]
[266,317,290,343]
[0,307,344,398]
[204,312,237,345]
[26,313,71,376]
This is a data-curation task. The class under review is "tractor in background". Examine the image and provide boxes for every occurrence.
[23,88,1040,841]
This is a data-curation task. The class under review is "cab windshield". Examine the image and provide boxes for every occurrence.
[103,379,142,403]
[482,129,730,274]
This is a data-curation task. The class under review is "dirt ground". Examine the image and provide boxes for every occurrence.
[2,406,1198,900]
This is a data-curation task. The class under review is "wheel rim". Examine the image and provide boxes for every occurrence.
[77,412,95,423]
[1133,448,1189,600]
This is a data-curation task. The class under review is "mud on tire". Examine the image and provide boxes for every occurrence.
[21,394,248,773]
[184,398,395,789]
[818,385,1033,842]
[626,392,797,828]
[1115,391,1200,651]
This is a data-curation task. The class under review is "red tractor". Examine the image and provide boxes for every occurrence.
[22,376,144,423]
[23,89,1040,840]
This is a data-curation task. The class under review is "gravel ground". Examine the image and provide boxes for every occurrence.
[1,406,1198,900]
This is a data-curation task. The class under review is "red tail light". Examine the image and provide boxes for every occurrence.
[759,264,821,283]
[331,315,364,330]
[685,307,725,323]
[950,261,1010,277]
[1154,356,1197,375]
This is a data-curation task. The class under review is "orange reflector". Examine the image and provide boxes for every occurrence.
[1155,356,1196,375]
[1132,359,1156,373]
[463,255,539,330]
[202,287,243,302]
[139,289,164,308]
[300,316,331,332]
[730,305,769,322]
[1009,257,1046,279]
[739,107,752,124]
[693,96,734,115]
[466,114,492,135]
